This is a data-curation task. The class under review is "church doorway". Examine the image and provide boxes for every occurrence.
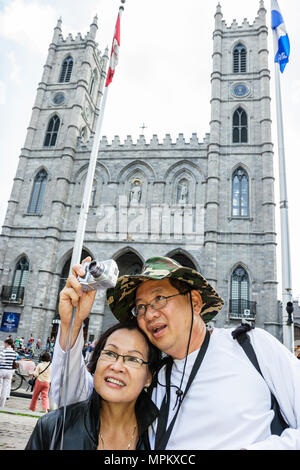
[167,251,198,270]
[101,250,143,332]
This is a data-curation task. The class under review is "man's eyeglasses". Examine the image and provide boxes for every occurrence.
[99,349,150,369]
[132,292,189,319]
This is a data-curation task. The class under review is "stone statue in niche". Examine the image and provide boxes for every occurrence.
[90,184,97,206]
[177,180,189,204]
[79,126,87,143]
[129,179,142,205]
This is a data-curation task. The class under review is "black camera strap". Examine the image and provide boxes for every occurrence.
[154,329,210,450]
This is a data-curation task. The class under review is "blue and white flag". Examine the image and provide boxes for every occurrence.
[271,0,290,73]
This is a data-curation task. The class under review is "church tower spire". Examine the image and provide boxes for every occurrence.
[258,0,266,19]
[215,3,222,17]
[89,14,98,40]
[52,17,62,43]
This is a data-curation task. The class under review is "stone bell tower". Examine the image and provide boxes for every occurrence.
[0,17,108,342]
[208,1,279,337]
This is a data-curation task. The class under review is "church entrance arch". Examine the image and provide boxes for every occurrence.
[166,250,198,271]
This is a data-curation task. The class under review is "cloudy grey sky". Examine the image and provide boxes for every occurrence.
[0,0,299,300]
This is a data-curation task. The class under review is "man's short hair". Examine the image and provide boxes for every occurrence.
[5,338,14,346]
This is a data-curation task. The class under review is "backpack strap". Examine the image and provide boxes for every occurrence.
[232,322,263,375]
[232,322,288,436]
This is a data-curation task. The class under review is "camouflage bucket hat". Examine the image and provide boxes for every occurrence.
[106,256,224,323]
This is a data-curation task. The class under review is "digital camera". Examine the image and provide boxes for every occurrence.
[78,259,119,292]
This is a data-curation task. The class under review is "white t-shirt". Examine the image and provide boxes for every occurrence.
[150,328,277,449]
[50,326,300,450]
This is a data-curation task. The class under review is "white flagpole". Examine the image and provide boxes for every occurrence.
[272,32,294,352]
[69,86,109,270]
[69,2,124,271]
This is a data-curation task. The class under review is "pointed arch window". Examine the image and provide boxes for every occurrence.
[232,168,249,217]
[59,56,73,83]
[44,115,60,147]
[89,69,97,97]
[12,257,29,295]
[230,266,249,315]
[233,44,247,73]
[28,169,48,214]
[233,107,248,143]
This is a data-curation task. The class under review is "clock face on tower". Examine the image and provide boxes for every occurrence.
[232,83,249,98]
[52,92,65,105]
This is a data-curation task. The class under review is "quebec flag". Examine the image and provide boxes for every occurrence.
[271,0,290,72]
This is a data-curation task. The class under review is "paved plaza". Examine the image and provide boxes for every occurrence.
[0,394,44,450]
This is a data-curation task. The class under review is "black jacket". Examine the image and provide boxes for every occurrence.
[25,389,159,450]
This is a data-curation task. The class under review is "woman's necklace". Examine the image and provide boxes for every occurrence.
[99,424,137,450]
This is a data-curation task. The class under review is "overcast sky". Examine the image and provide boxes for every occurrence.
[0,0,299,301]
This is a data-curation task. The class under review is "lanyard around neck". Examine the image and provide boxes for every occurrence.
[154,329,210,450]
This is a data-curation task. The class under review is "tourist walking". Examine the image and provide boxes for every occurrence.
[0,338,17,407]
[29,352,51,413]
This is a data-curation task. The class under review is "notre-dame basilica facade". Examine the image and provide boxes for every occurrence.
[0,2,282,345]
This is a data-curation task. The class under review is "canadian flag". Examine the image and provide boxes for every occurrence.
[105,12,121,87]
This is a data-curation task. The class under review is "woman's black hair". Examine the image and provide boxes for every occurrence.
[87,319,161,376]
[40,351,51,362]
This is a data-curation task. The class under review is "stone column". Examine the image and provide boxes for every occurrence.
[205,4,223,288]
[259,3,278,332]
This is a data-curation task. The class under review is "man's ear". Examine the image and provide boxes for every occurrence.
[190,290,203,316]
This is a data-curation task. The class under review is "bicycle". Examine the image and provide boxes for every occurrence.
[11,366,34,392]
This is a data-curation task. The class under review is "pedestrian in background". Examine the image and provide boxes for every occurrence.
[14,336,21,349]
[29,352,51,413]
[82,343,88,360]
[0,338,17,407]
[85,340,95,364]
[49,338,55,359]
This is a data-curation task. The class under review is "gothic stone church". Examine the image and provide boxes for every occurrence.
[0,2,281,345]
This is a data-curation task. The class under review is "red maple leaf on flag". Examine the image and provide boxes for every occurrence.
[105,12,121,87]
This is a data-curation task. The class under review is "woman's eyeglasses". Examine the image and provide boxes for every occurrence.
[99,349,149,368]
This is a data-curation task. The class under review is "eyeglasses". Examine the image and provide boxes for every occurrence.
[132,292,189,319]
[99,349,150,369]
